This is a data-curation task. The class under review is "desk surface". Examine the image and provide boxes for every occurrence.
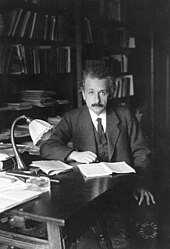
[5,167,134,227]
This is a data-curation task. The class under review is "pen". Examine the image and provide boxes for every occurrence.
[15,176,26,182]
[6,172,61,184]
[50,178,60,183]
[6,171,34,178]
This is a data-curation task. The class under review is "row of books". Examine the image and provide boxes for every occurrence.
[0,44,71,74]
[83,0,123,22]
[99,0,122,21]
[24,0,71,9]
[84,54,128,76]
[84,19,133,47]
[113,75,134,98]
[6,8,68,41]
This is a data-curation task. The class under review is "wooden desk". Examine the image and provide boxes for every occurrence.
[0,167,134,249]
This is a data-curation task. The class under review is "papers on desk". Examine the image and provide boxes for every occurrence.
[0,172,41,213]
[30,160,73,176]
[77,161,136,178]
[0,171,25,190]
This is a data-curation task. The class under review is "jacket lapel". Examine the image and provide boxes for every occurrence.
[106,108,120,161]
[77,106,97,153]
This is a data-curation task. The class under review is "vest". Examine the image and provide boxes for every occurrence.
[93,126,109,162]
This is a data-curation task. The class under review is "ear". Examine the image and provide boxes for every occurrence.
[81,90,85,101]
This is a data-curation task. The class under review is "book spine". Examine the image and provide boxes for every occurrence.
[8,10,18,36]
[49,15,56,41]
[43,14,48,40]
[29,12,37,39]
[19,10,31,38]
[11,8,23,37]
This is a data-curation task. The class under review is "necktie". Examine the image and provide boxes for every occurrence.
[97,118,104,144]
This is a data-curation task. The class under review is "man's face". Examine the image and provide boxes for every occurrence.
[82,77,109,115]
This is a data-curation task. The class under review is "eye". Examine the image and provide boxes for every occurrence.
[88,90,94,95]
[100,91,108,96]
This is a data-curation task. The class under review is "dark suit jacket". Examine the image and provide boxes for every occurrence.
[40,105,151,172]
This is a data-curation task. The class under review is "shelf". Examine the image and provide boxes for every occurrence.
[82,45,132,58]
[0,0,134,128]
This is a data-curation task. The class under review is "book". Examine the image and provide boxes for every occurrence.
[49,15,56,41]
[11,8,24,37]
[30,160,72,176]
[19,10,31,38]
[29,12,37,39]
[77,161,136,178]
[0,172,41,213]
[8,10,18,36]
[8,44,25,74]
[43,14,49,40]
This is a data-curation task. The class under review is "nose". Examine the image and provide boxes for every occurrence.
[94,93,100,103]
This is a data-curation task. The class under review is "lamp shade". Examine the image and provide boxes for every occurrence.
[11,115,53,170]
[29,119,53,146]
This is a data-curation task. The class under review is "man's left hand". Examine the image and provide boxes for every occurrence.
[133,188,155,206]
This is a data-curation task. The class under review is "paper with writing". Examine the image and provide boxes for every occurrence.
[77,161,135,178]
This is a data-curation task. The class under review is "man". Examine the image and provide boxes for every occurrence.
[40,64,155,206]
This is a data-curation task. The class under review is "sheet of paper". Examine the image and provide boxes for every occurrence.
[0,172,26,191]
[0,188,40,201]
[77,163,111,178]
[104,161,136,173]
[0,189,40,213]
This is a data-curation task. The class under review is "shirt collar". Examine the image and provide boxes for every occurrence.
[89,109,106,131]
[89,109,105,120]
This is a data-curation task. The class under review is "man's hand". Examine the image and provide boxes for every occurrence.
[68,151,97,163]
[133,188,155,206]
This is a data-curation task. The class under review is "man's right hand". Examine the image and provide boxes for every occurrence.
[68,151,97,163]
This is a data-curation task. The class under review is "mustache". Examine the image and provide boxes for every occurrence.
[91,103,104,107]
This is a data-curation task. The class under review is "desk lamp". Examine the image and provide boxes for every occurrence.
[11,115,53,170]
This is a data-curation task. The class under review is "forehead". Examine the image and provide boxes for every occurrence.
[84,77,109,90]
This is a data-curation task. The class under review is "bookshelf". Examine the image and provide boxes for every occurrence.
[0,0,135,135]
[0,0,77,134]
[77,0,135,106]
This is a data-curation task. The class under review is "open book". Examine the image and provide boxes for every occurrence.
[30,160,72,176]
[0,173,41,213]
[77,161,135,178]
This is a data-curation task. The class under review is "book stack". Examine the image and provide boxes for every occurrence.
[20,90,56,107]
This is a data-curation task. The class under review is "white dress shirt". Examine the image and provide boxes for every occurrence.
[89,109,106,133]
